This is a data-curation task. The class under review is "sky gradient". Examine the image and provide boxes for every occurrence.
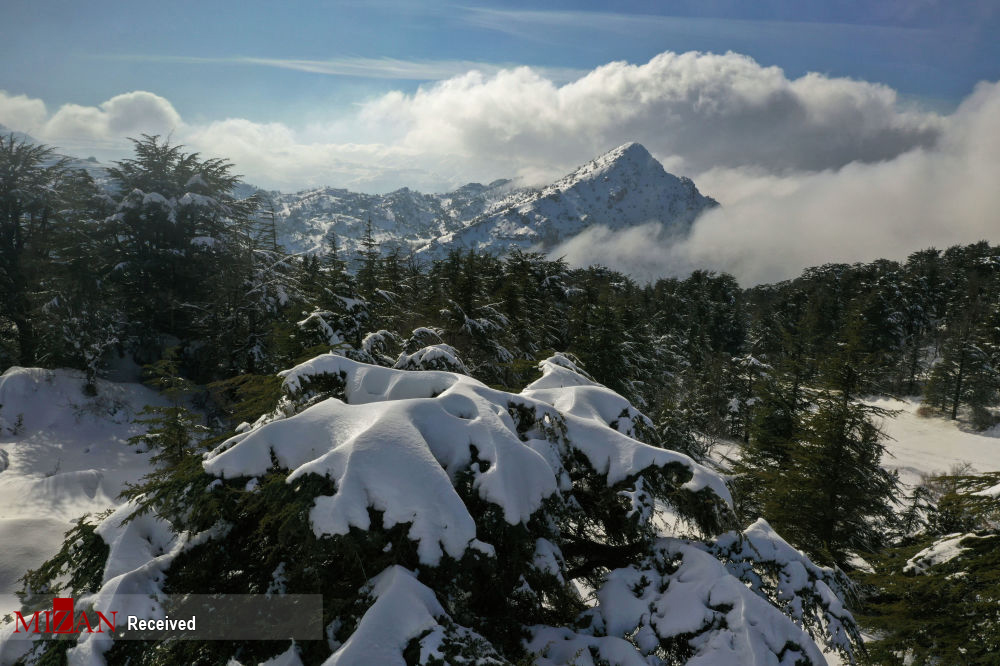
[4,1,998,125]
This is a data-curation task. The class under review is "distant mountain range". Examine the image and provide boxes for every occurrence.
[268,142,717,258]
[1,126,717,259]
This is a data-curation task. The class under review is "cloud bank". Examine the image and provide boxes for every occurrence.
[2,50,998,284]
[553,81,1000,284]
[1,51,943,188]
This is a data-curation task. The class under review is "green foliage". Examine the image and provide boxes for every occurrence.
[121,350,212,526]
[206,372,284,428]
[19,513,111,601]
[0,134,71,367]
[858,483,1000,664]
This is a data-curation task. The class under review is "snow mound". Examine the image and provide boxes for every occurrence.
[393,344,468,374]
[324,565,503,666]
[204,354,731,565]
[904,532,979,574]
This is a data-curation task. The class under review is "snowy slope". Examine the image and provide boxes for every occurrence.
[265,179,515,255]
[423,142,717,256]
[869,397,1000,487]
[0,368,162,597]
[267,143,716,258]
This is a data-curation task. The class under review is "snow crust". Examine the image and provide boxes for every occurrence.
[205,354,730,565]
[323,566,444,666]
[0,367,162,595]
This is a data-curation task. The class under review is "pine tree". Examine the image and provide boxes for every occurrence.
[103,135,269,379]
[355,216,380,297]
[0,134,69,366]
[923,260,1000,425]
[127,350,208,467]
[762,317,901,565]
[119,349,211,528]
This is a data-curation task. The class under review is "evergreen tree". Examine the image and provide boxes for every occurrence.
[103,135,268,379]
[923,259,1000,425]
[355,216,380,297]
[0,135,69,366]
[21,351,861,665]
[127,350,208,467]
[859,471,1000,665]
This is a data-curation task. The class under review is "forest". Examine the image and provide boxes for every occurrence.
[2,133,999,665]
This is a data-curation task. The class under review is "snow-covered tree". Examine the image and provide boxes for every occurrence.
[860,471,1000,665]
[11,352,862,665]
[104,135,265,376]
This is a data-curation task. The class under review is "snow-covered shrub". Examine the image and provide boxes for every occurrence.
[395,344,469,374]
[6,353,860,665]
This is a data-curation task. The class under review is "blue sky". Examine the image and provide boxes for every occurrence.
[3,0,998,124]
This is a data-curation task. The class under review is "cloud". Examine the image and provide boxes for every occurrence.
[35,91,183,152]
[180,118,447,192]
[2,51,997,286]
[0,91,48,134]
[361,50,942,180]
[0,51,944,190]
[552,81,1000,285]
[460,6,933,40]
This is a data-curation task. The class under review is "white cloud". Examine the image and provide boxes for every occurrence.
[0,91,48,134]
[552,81,1000,285]
[35,91,183,152]
[103,54,585,83]
[1,51,945,190]
[363,51,942,180]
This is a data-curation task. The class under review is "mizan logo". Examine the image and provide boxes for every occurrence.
[13,598,117,635]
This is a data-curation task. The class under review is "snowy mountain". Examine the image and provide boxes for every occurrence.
[421,142,717,256]
[266,143,717,258]
[263,178,515,255]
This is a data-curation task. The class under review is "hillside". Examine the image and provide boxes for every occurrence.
[0,368,163,596]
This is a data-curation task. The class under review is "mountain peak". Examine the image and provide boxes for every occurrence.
[607,141,650,159]
[555,142,663,189]
[595,141,656,166]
